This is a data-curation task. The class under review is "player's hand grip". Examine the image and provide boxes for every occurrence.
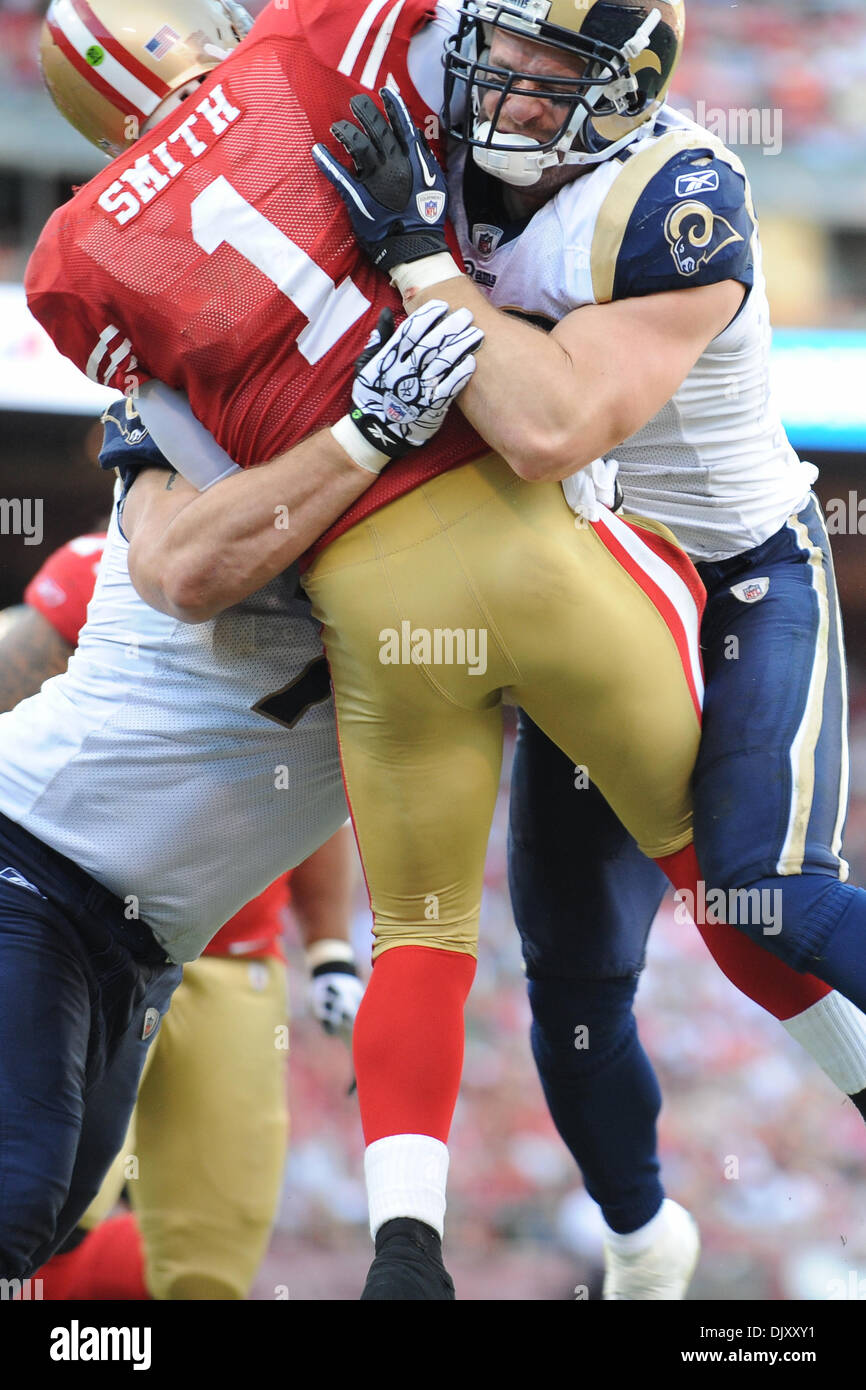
[312,87,450,273]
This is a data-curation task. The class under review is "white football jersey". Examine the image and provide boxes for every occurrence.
[0,501,346,962]
[446,111,817,561]
[406,0,815,562]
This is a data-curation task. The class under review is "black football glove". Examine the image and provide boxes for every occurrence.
[312,86,450,273]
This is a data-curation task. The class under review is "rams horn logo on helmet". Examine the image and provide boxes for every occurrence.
[664,199,743,277]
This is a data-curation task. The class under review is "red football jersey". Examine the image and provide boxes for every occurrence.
[26,0,484,540]
[25,532,290,960]
[205,870,291,960]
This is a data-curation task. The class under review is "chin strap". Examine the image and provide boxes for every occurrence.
[623,7,663,63]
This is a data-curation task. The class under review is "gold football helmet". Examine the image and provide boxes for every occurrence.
[40,0,253,158]
[443,0,686,185]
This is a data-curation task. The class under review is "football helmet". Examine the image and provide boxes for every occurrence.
[443,0,686,186]
[40,0,253,158]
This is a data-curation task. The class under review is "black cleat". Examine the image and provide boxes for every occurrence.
[360,1218,456,1300]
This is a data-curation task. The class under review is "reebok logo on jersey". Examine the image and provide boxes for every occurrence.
[675,169,720,198]
[730,577,770,603]
[0,867,47,899]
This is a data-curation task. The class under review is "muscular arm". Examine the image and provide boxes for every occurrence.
[123,427,374,623]
[290,823,358,950]
[0,606,74,711]
[121,302,479,622]
[402,274,745,481]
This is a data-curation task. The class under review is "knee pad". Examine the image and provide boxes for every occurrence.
[528,973,640,1080]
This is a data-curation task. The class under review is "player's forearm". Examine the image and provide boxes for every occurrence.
[401,275,593,479]
[403,274,745,481]
[128,430,373,622]
[292,824,358,948]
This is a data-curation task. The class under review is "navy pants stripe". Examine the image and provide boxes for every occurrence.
[694,495,848,889]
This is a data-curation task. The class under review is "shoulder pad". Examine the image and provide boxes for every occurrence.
[591,133,755,304]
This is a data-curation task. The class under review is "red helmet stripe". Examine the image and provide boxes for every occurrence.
[69,0,172,99]
[47,15,150,124]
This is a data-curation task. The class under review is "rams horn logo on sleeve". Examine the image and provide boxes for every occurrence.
[664,200,744,278]
[99,399,149,447]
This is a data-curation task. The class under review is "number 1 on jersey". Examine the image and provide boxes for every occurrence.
[191,176,371,365]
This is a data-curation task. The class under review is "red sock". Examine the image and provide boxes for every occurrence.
[353,944,476,1144]
[35,1213,149,1300]
[656,843,831,1020]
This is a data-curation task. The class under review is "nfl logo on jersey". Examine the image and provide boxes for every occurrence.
[473,224,504,259]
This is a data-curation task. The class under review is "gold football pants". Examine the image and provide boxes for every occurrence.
[304,454,703,959]
[82,955,288,1300]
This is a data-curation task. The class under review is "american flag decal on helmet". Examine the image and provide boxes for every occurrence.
[145,24,179,61]
[46,0,170,127]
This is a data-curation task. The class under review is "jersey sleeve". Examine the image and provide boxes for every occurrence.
[593,142,755,304]
[24,535,107,647]
[98,398,173,496]
[25,207,153,398]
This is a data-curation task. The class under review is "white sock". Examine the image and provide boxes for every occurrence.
[604,1199,671,1254]
[365,1134,449,1241]
[782,991,866,1095]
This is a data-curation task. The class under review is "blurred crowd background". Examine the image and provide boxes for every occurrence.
[1,0,866,1300]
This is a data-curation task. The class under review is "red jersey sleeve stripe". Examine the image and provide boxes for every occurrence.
[358,0,407,89]
[337,0,393,77]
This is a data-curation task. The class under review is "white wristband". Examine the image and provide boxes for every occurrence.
[390,253,464,302]
[305,939,357,973]
[330,414,390,475]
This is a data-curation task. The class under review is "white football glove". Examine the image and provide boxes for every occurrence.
[306,941,365,1044]
[336,301,483,469]
[562,457,623,524]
